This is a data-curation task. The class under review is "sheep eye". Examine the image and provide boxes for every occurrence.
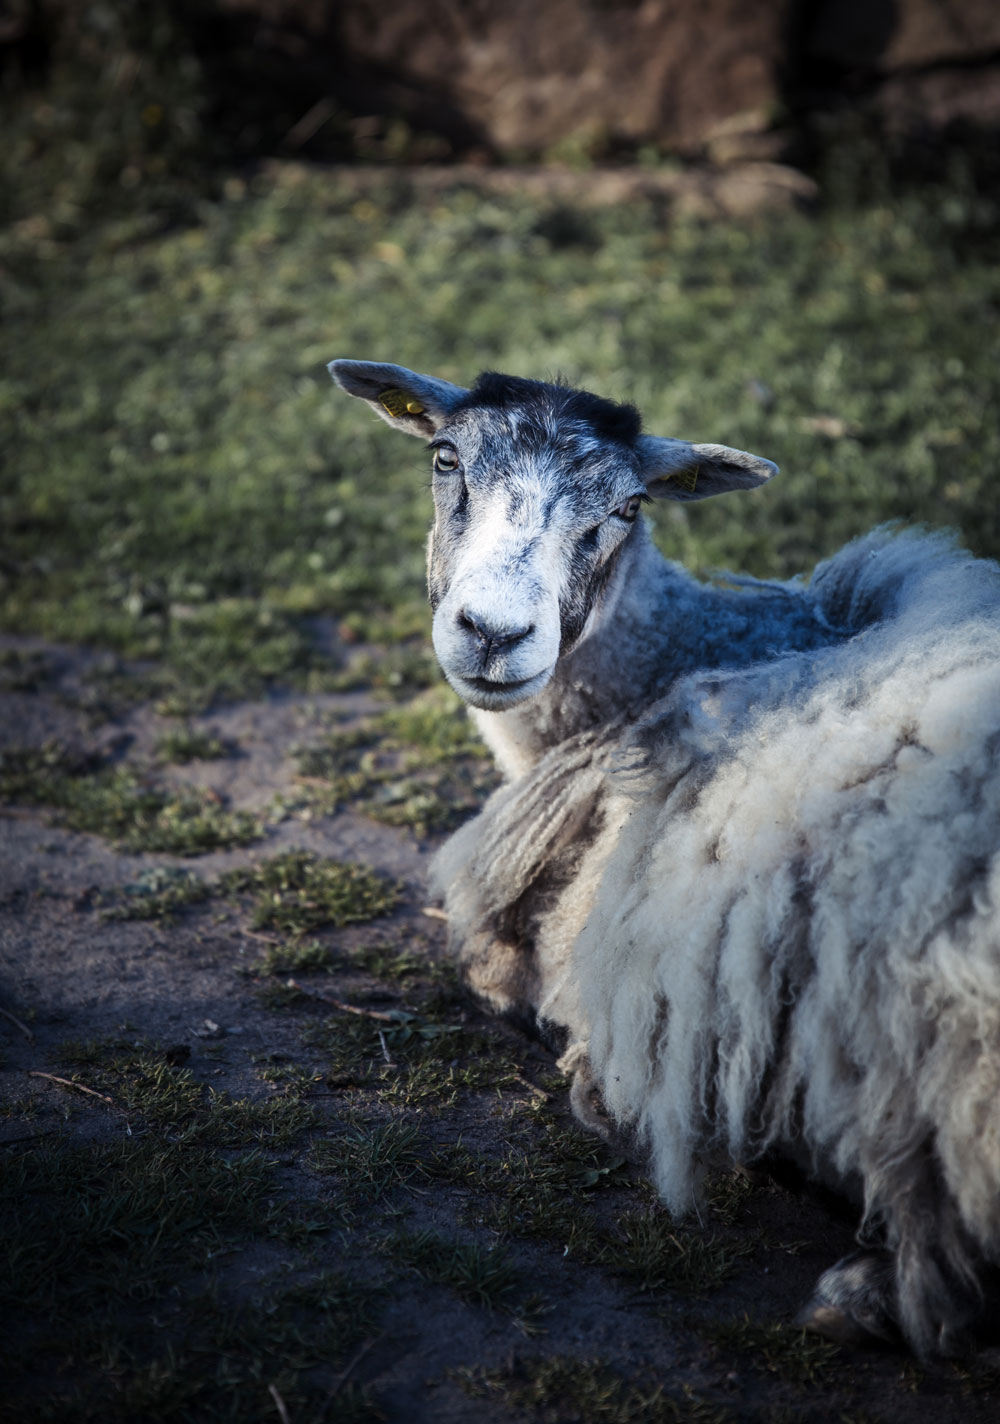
[433,445,461,474]
[614,495,643,521]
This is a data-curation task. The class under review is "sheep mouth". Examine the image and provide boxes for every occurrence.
[464,675,535,695]
[447,666,553,709]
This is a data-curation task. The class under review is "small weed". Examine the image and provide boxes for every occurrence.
[250,938,340,977]
[105,1052,206,1124]
[100,866,212,921]
[384,1226,521,1310]
[305,1013,386,1086]
[599,1209,758,1297]
[221,850,399,935]
[705,1169,759,1225]
[458,1355,726,1422]
[353,941,435,981]
[706,1316,840,1386]
[195,1092,318,1147]
[309,1118,430,1200]
[155,724,230,763]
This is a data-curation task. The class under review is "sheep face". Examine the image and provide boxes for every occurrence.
[329,360,778,711]
[424,382,649,711]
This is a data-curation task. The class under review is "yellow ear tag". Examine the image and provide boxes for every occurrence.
[378,387,424,418]
[667,465,699,494]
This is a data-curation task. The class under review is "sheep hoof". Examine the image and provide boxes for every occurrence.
[795,1251,899,1348]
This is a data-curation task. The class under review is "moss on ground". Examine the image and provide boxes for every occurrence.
[0,743,260,854]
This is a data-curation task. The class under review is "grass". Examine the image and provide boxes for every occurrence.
[705,1317,841,1387]
[0,743,260,854]
[601,1208,759,1298]
[382,1227,522,1311]
[3,157,999,709]
[293,684,499,835]
[0,1037,372,1421]
[99,866,212,921]
[458,1356,727,1422]
[90,851,402,942]
[309,1118,431,1200]
[220,849,400,934]
[154,724,230,763]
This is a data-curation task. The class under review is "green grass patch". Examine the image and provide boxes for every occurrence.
[154,724,230,763]
[382,1226,521,1311]
[293,685,499,835]
[94,852,401,933]
[0,743,260,854]
[249,937,340,977]
[458,1355,726,1422]
[2,1125,382,1421]
[7,161,998,707]
[705,1316,840,1386]
[220,849,400,935]
[599,1208,758,1298]
[99,866,212,921]
[309,1117,430,1200]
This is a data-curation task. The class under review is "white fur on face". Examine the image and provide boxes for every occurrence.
[431,478,570,710]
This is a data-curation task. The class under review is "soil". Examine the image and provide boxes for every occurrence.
[3,633,1000,1423]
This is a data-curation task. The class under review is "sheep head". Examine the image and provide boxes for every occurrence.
[330,360,777,711]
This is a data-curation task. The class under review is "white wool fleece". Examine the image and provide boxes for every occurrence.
[576,535,1000,1245]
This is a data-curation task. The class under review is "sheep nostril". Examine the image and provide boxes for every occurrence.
[497,624,534,649]
[457,611,534,653]
[457,609,485,640]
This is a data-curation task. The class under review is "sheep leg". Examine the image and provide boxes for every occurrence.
[795,1249,899,1347]
[798,1146,985,1356]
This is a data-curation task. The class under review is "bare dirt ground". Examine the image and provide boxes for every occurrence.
[4,635,1000,1423]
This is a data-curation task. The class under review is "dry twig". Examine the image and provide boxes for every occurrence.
[316,1335,381,1420]
[0,1005,34,1041]
[28,1070,114,1105]
[267,1383,291,1424]
[241,928,283,946]
[285,979,402,1022]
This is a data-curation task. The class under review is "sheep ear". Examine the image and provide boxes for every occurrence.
[637,434,778,502]
[328,358,468,438]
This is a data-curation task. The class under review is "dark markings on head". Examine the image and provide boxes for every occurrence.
[559,535,627,653]
[454,372,643,449]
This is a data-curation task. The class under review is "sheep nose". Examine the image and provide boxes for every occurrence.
[457,609,534,658]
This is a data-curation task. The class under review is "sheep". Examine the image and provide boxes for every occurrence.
[328,357,1000,1358]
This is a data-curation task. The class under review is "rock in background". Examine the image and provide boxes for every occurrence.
[2,0,999,168]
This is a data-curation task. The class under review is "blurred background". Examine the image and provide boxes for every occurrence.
[2,0,999,709]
